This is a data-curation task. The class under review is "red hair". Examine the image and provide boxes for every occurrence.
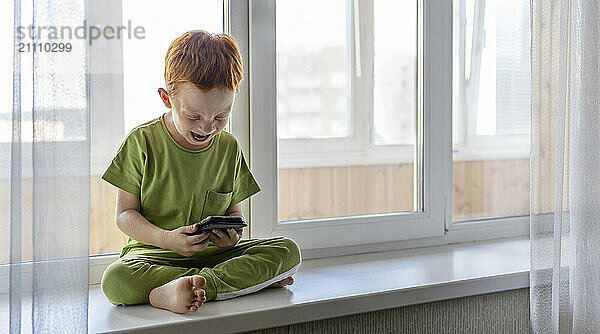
[164,30,243,97]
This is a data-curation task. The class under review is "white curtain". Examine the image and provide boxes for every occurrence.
[530,0,600,333]
[3,0,90,332]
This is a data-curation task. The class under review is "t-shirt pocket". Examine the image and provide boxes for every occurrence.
[200,190,233,221]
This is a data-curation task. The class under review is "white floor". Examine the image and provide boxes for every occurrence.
[1,237,530,334]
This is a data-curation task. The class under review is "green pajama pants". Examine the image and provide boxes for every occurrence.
[100,236,302,306]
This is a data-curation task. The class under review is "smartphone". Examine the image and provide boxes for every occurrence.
[190,216,247,234]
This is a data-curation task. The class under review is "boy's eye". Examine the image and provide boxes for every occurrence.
[187,114,226,121]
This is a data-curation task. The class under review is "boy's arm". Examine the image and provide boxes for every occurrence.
[225,202,243,217]
[115,188,167,248]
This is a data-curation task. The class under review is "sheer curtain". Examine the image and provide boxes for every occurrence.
[3,0,90,332]
[530,0,600,333]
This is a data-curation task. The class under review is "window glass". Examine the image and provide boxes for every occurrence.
[276,0,419,222]
[452,0,531,222]
[373,0,416,146]
[276,0,349,139]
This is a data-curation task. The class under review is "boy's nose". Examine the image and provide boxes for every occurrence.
[197,122,215,134]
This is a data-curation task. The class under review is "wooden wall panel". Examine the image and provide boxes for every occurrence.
[452,159,530,221]
[278,159,529,223]
[90,176,126,255]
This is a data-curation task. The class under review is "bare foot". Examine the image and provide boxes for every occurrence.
[267,276,294,288]
[149,275,207,314]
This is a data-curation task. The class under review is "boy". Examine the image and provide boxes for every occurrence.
[100,30,301,314]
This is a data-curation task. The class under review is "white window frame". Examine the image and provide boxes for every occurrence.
[227,0,252,237]
[245,0,452,251]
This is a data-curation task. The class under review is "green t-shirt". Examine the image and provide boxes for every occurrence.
[101,113,261,256]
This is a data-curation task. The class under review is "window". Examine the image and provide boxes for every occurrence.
[250,0,529,252]
[2,0,531,265]
[452,0,531,223]
[275,0,422,222]
[250,0,450,250]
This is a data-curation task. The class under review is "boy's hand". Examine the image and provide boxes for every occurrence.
[162,224,211,257]
[209,227,243,248]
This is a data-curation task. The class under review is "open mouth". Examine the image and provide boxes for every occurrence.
[190,131,210,142]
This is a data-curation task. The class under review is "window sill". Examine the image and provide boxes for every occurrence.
[86,237,529,333]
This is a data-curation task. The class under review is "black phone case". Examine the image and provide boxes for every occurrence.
[190,216,247,234]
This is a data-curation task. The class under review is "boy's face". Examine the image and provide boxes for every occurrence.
[160,83,235,150]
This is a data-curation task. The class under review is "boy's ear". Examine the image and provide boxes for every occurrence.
[158,88,172,108]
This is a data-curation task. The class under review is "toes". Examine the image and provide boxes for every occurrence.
[192,275,207,289]
[276,278,293,286]
[266,276,295,288]
[194,288,205,298]
[189,305,198,312]
[193,290,207,304]
[278,277,293,287]
[191,297,206,309]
